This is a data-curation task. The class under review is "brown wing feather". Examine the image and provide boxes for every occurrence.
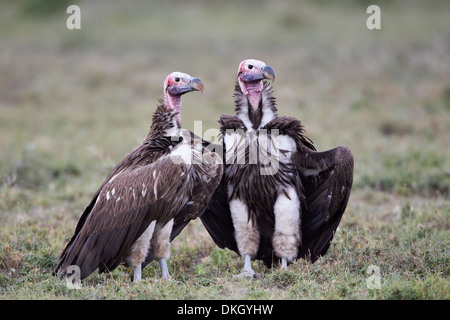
[142,135,224,268]
[200,175,239,253]
[172,157,223,229]
[54,154,192,280]
[296,145,354,262]
[54,137,171,259]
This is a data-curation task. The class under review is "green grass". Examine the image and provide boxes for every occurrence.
[1,0,449,299]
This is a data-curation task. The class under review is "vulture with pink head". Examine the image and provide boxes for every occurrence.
[53,72,222,282]
[200,59,354,277]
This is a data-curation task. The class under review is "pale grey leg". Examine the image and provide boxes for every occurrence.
[236,254,256,278]
[159,258,170,279]
[281,257,288,270]
[273,187,301,270]
[151,220,173,280]
[133,264,142,283]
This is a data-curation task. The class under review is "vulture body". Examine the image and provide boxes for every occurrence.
[53,72,222,282]
[200,60,354,277]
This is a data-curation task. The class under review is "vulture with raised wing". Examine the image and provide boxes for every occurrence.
[200,59,354,278]
[53,72,222,282]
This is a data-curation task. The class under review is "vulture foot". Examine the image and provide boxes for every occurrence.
[159,258,171,279]
[234,269,262,279]
[234,254,262,279]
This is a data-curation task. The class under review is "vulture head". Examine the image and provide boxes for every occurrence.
[164,72,204,96]
[163,72,204,123]
[237,59,275,110]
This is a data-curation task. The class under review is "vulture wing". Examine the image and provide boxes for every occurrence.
[170,131,224,238]
[142,133,224,267]
[54,153,192,280]
[200,175,239,253]
[295,144,354,262]
[170,158,223,239]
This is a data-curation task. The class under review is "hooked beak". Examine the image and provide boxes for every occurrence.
[190,77,204,93]
[262,65,275,83]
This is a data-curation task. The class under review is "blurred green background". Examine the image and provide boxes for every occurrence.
[0,0,449,299]
[1,0,449,199]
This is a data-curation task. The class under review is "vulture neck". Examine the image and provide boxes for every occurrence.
[164,91,182,128]
[234,82,277,131]
[148,97,182,140]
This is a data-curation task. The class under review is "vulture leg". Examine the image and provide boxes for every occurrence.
[229,197,260,278]
[238,254,256,278]
[150,219,174,279]
[159,259,170,279]
[133,265,142,283]
[272,186,301,270]
[281,258,288,270]
[127,221,156,283]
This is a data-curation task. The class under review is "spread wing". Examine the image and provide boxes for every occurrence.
[296,145,354,262]
[53,154,192,280]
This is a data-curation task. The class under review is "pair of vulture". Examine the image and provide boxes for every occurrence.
[53,59,354,282]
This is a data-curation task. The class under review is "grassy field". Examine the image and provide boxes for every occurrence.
[0,0,449,300]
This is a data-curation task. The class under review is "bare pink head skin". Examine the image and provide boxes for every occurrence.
[163,72,204,124]
[237,59,275,110]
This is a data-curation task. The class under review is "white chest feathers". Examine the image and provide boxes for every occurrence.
[170,142,193,165]
[168,130,203,165]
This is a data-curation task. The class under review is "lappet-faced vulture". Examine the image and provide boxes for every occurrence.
[53,72,222,282]
[200,59,354,277]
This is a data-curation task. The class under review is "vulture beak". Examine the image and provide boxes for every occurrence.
[262,65,275,83]
[190,77,204,93]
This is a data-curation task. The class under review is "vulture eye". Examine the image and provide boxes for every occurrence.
[248,65,253,70]
[175,77,180,82]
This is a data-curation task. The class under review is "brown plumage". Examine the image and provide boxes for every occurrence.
[53,72,222,282]
[141,131,224,268]
[200,59,353,277]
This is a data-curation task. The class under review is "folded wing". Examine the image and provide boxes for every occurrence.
[54,154,192,280]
